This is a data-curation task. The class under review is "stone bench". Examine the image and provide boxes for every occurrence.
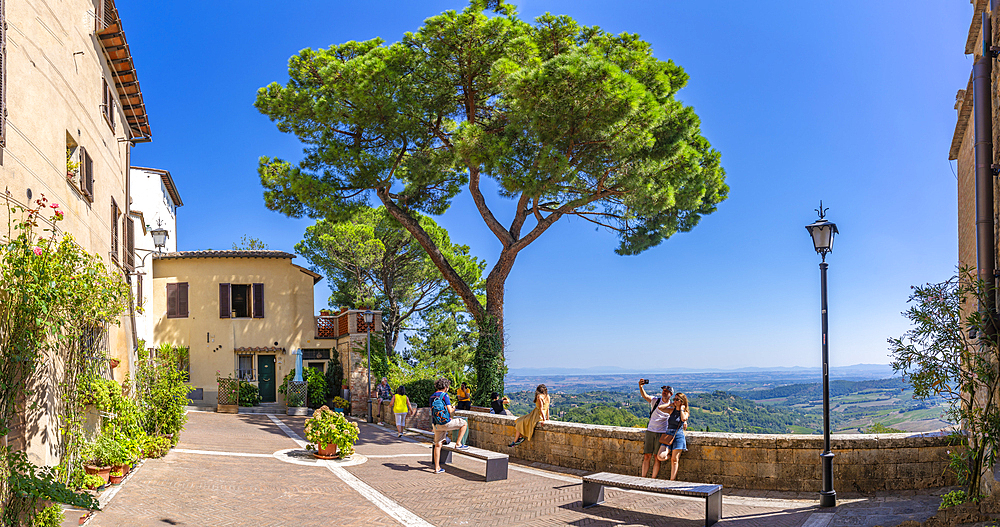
[407,427,509,481]
[582,471,722,527]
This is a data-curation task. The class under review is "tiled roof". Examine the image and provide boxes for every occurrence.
[234,347,285,353]
[153,250,296,260]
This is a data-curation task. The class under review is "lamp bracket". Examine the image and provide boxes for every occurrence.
[815,200,828,220]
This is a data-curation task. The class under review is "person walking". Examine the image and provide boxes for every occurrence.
[639,381,674,479]
[430,377,469,473]
[508,385,549,447]
[392,385,416,438]
[456,382,472,411]
[656,392,690,480]
[376,377,393,425]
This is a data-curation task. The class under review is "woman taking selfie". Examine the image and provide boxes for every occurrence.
[657,392,689,480]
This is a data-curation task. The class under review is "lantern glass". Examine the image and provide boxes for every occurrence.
[806,220,838,254]
[150,228,169,250]
[363,310,374,324]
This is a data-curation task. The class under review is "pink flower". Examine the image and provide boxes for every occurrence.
[32,247,43,256]
[54,211,64,221]
[50,203,59,209]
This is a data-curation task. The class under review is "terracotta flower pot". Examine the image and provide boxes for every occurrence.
[109,474,123,484]
[313,443,339,460]
[86,465,111,483]
[113,464,129,476]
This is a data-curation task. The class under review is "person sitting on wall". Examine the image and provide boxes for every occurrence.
[456,382,472,411]
[376,377,393,426]
[490,392,512,415]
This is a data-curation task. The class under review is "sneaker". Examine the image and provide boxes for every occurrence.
[398,433,402,438]
[456,444,470,450]
[378,422,384,426]
[507,440,518,447]
[435,468,445,474]
[513,437,526,446]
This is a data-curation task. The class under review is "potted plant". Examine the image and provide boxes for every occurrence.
[319,309,333,316]
[304,405,360,459]
[85,436,116,483]
[108,470,124,485]
[82,473,104,491]
[331,396,350,414]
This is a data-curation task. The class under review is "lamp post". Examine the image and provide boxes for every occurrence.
[149,227,169,253]
[805,201,838,508]
[364,310,374,423]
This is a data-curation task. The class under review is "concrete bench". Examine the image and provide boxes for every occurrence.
[582,472,722,527]
[407,427,509,481]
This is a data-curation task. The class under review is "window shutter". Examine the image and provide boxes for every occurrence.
[178,283,188,317]
[252,283,264,318]
[110,200,119,263]
[167,283,177,317]
[126,217,134,270]
[78,146,87,194]
[80,148,93,199]
[136,274,142,310]
[219,283,231,318]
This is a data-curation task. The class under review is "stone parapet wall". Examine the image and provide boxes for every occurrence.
[455,411,958,493]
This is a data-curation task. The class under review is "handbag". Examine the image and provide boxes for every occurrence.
[659,433,675,446]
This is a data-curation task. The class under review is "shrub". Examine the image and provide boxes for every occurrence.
[135,344,190,437]
[325,354,344,398]
[238,381,260,407]
[404,379,436,408]
[331,396,350,411]
[280,368,327,408]
[141,436,172,459]
[30,504,64,527]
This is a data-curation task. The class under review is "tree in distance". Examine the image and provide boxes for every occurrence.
[255,0,728,404]
[296,206,483,355]
[232,235,268,251]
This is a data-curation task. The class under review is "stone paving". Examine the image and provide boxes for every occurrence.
[84,411,953,527]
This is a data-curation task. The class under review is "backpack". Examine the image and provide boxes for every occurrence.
[430,393,451,425]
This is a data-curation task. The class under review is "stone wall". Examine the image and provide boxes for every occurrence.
[453,411,958,493]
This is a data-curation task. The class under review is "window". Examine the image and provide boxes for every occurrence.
[166,282,188,318]
[110,199,119,263]
[219,283,264,318]
[307,362,325,374]
[102,77,115,132]
[237,355,254,381]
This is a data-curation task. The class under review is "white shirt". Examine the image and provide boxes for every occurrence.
[647,398,671,433]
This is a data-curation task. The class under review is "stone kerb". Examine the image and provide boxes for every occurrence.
[454,411,958,492]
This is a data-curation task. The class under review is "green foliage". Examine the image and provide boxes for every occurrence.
[331,396,350,411]
[141,436,172,459]
[864,423,905,434]
[939,490,969,510]
[889,268,998,497]
[0,197,129,514]
[29,504,64,527]
[404,379,437,408]
[297,207,483,354]
[304,406,361,456]
[134,343,190,437]
[255,1,727,410]
[3,449,98,525]
[325,353,344,398]
[405,298,479,382]
[560,404,646,427]
[238,381,260,407]
[232,235,268,250]
[80,474,104,490]
[280,368,328,408]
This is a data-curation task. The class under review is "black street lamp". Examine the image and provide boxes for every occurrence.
[805,201,838,508]
[364,310,374,423]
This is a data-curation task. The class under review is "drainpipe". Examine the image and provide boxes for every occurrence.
[974,5,997,336]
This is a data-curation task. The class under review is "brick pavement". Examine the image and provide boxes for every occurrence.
[84,412,947,527]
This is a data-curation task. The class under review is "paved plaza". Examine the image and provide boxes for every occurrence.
[83,411,951,527]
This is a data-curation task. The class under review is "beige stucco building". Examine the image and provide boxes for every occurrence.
[0,0,150,465]
[150,250,381,414]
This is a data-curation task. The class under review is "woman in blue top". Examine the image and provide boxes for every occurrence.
[656,392,689,480]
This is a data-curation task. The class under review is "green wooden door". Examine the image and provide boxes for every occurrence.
[258,355,276,403]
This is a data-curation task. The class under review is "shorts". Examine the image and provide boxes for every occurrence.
[394,412,407,427]
[456,400,472,411]
[644,430,664,454]
[432,418,467,444]
[660,428,687,452]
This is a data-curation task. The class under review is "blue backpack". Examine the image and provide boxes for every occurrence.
[430,393,451,425]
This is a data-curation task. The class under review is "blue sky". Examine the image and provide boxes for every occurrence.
[121,1,968,370]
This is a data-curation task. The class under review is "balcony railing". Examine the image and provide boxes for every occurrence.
[316,316,336,338]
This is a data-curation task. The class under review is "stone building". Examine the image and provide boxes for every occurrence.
[0,0,150,465]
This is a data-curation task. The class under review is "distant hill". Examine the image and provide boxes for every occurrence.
[732,377,908,400]
[507,363,896,379]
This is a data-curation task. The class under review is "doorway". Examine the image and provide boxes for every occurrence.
[258,355,276,403]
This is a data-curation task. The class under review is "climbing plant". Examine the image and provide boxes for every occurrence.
[0,196,127,523]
